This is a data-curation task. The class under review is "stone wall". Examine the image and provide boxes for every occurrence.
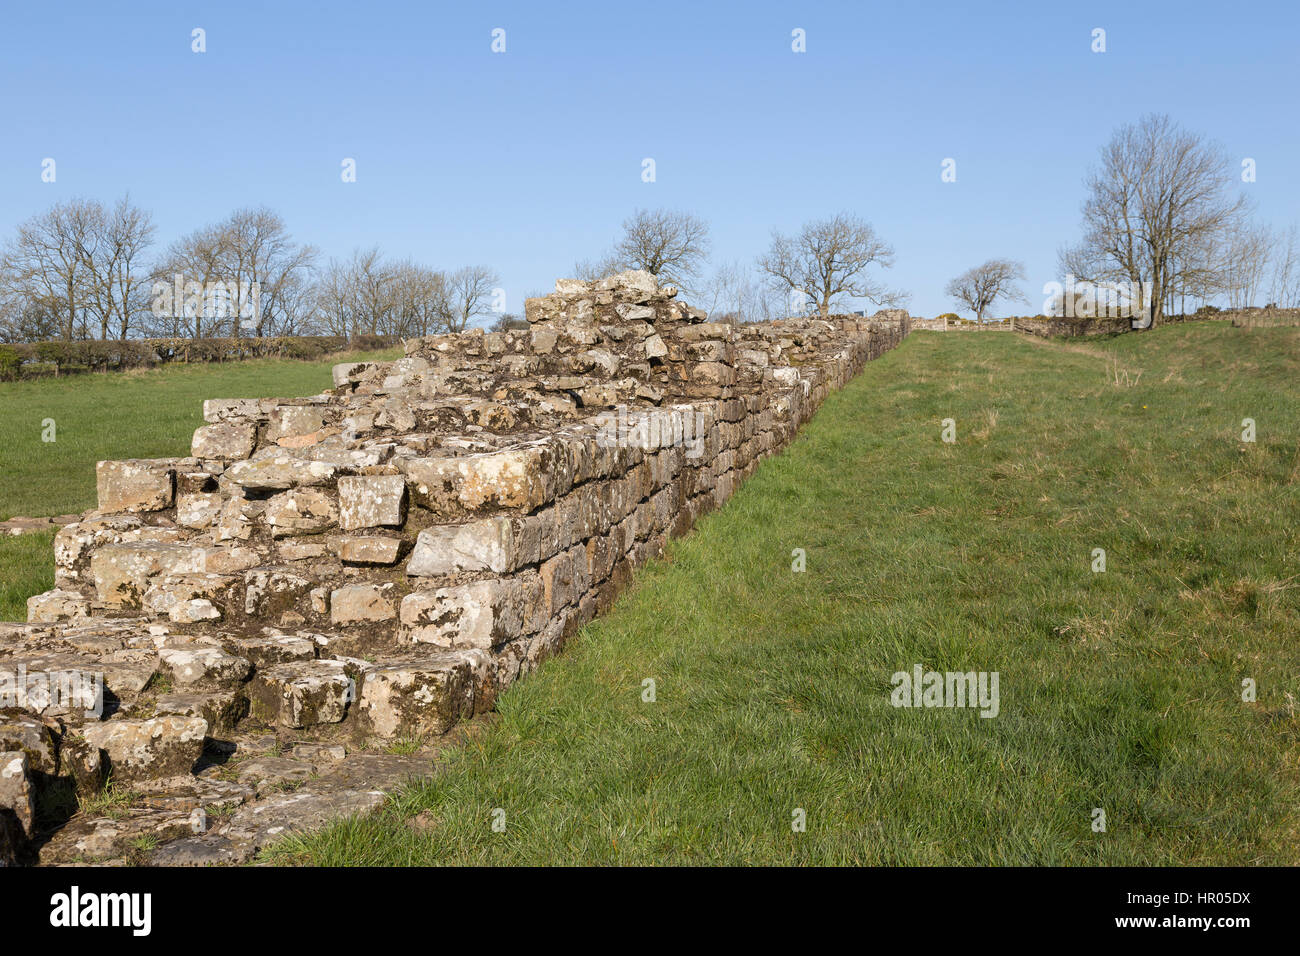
[1013,307,1300,338]
[1223,306,1300,328]
[0,272,908,863]
[909,317,949,331]
[1012,315,1132,338]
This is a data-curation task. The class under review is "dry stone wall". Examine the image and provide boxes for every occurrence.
[1,271,907,863]
[1013,315,1132,338]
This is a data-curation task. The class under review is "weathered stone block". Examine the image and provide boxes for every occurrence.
[202,398,260,423]
[337,535,401,565]
[96,460,174,513]
[332,362,372,388]
[403,573,544,649]
[153,691,249,736]
[0,751,35,848]
[0,714,58,775]
[406,517,516,575]
[142,572,234,619]
[168,599,222,623]
[91,542,207,608]
[80,716,208,784]
[26,588,91,623]
[337,475,407,530]
[224,632,316,669]
[158,645,252,688]
[268,406,329,447]
[225,455,337,491]
[329,584,396,625]
[539,549,577,615]
[405,443,563,516]
[248,660,351,729]
[244,569,314,617]
[264,489,338,537]
[357,650,494,738]
[191,422,257,460]
[176,492,223,530]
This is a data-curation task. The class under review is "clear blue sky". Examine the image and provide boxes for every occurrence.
[2,0,1296,319]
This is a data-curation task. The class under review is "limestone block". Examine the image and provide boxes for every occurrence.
[96,459,175,513]
[337,535,402,565]
[191,422,257,460]
[329,583,397,625]
[248,660,352,729]
[357,650,494,738]
[406,517,516,575]
[337,475,407,530]
[26,589,91,624]
[80,716,208,784]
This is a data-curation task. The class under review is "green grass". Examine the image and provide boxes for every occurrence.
[0,349,399,620]
[262,321,1300,865]
[0,531,57,624]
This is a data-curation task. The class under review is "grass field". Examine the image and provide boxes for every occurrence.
[0,349,398,620]
[247,320,1300,865]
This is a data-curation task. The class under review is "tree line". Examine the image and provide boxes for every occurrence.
[945,114,1299,326]
[575,207,909,323]
[0,200,501,344]
[7,113,1290,344]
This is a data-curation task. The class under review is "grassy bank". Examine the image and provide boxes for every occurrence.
[265,321,1299,865]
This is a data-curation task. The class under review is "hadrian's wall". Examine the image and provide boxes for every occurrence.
[1011,315,1132,338]
[0,271,908,864]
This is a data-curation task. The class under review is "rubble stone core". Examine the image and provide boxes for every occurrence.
[1,271,908,864]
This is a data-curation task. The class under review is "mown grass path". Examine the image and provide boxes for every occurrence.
[0,350,398,619]
[270,322,1300,865]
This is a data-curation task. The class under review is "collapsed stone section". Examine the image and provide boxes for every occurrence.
[2,271,908,862]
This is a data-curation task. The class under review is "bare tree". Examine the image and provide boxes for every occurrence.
[758,213,902,317]
[347,247,392,336]
[150,222,231,338]
[388,260,452,338]
[614,208,710,289]
[1060,114,1250,327]
[702,260,785,324]
[0,269,60,342]
[1269,224,1300,308]
[2,198,103,340]
[308,251,459,340]
[82,196,155,340]
[489,312,529,332]
[945,258,1027,323]
[149,208,315,338]
[216,207,317,336]
[311,255,361,338]
[1218,221,1272,310]
[445,265,499,332]
[267,270,319,336]
[573,253,627,283]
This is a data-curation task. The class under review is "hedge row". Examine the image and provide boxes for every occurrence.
[0,334,396,381]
